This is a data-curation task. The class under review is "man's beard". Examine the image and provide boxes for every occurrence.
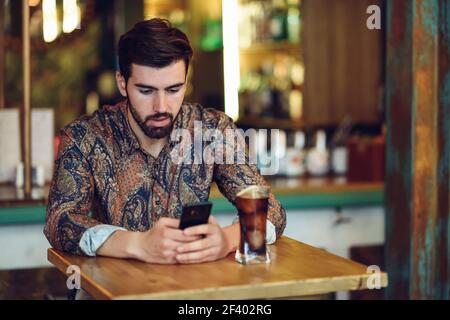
[128,101,175,139]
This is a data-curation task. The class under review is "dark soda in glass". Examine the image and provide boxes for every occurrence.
[235,186,271,264]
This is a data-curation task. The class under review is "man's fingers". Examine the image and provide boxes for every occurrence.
[164,228,201,242]
[176,247,216,264]
[176,237,214,253]
[159,238,182,251]
[157,217,181,228]
[183,223,216,236]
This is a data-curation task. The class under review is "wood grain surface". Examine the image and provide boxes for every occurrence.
[48,237,388,300]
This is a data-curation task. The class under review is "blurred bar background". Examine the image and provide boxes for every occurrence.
[0,0,448,300]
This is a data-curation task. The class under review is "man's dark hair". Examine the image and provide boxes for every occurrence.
[118,18,193,82]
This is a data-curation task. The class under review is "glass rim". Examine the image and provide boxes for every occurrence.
[236,185,270,199]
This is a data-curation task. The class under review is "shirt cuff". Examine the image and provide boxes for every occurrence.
[266,220,276,244]
[79,224,127,256]
[232,216,277,244]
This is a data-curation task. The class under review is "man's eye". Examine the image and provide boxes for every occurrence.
[139,89,154,95]
[168,88,180,94]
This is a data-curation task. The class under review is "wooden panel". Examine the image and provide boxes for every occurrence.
[303,0,332,125]
[48,237,388,300]
[437,0,450,300]
[410,0,439,299]
[0,0,5,108]
[303,0,383,127]
[385,0,450,299]
[385,0,413,299]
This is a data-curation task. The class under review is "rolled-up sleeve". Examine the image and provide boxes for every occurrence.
[79,224,127,256]
[44,132,103,255]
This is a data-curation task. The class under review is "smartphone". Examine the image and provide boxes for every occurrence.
[179,202,213,230]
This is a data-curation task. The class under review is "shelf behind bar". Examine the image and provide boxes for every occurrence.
[0,178,384,225]
[236,116,304,129]
[239,40,301,54]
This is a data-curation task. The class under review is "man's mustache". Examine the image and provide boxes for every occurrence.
[143,112,174,122]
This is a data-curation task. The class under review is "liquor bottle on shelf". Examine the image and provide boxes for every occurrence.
[285,130,306,177]
[200,18,223,51]
[306,130,330,176]
[270,55,294,119]
[238,0,272,47]
[286,0,301,43]
[330,116,353,176]
[239,67,273,118]
[239,54,304,122]
[270,0,288,42]
[239,0,301,46]
[236,0,304,130]
[289,60,305,120]
[270,89,290,119]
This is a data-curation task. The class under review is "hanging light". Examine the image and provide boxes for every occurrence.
[42,0,58,42]
[28,0,41,7]
[222,0,240,121]
[63,0,80,33]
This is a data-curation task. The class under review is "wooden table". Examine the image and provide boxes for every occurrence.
[48,237,388,300]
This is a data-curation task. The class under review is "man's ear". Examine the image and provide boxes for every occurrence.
[116,71,127,97]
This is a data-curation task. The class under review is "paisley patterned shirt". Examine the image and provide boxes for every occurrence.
[44,101,286,256]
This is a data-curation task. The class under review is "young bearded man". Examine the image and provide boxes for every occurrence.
[44,18,286,265]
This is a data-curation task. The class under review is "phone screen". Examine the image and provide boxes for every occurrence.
[179,202,212,230]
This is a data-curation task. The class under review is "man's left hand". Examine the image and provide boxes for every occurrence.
[175,216,232,264]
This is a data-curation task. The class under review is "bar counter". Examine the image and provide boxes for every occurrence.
[0,177,384,225]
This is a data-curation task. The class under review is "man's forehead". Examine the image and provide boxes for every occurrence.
[129,63,186,89]
[130,61,186,79]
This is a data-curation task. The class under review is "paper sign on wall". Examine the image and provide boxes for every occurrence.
[32,109,54,182]
[0,109,21,183]
[0,108,54,184]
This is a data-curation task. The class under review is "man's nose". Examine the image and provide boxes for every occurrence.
[153,92,167,113]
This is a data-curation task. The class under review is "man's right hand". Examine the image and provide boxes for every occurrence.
[97,217,201,264]
[131,217,202,264]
